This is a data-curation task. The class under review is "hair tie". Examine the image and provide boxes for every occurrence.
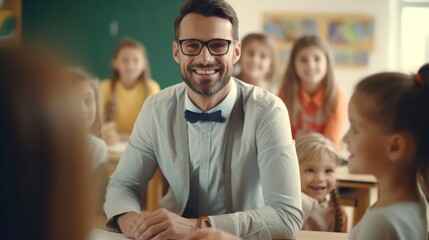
[413,73,425,86]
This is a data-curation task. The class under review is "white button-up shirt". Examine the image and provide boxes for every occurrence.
[183,80,237,217]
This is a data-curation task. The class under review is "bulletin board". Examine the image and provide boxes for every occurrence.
[0,0,21,47]
[262,13,374,68]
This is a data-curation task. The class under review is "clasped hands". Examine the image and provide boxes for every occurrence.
[118,208,197,240]
[117,209,241,240]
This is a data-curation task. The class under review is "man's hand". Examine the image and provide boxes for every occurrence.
[180,229,242,240]
[134,208,197,240]
[117,212,142,238]
[120,208,197,240]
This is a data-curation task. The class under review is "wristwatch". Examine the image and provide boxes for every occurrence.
[196,216,212,229]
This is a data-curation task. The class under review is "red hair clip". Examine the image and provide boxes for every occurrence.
[413,74,425,86]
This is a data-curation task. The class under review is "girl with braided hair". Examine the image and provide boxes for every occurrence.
[296,133,348,232]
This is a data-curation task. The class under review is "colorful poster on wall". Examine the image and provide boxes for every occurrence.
[264,18,318,43]
[0,12,16,38]
[262,13,374,68]
[0,0,21,46]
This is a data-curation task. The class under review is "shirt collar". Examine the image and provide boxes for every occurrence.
[185,78,237,121]
[299,86,325,108]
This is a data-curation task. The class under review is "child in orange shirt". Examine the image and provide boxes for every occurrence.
[278,35,347,147]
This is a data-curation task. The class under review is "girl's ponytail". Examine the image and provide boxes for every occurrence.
[415,63,429,200]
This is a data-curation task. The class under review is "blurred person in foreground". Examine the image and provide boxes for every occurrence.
[0,47,93,240]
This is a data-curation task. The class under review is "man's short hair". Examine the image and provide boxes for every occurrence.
[174,0,239,40]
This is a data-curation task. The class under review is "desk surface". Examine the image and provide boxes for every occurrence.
[298,230,348,240]
[336,166,376,183]
[107,142,127,162]
[92,216,348,240]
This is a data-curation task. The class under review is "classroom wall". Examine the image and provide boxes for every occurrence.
[227,0,398,135]
[22,0,186,89]
[22,0,400,100]
[226,0,397,101]
[22,0,398,96]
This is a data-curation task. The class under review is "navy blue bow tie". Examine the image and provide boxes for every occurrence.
[184,110,226,123]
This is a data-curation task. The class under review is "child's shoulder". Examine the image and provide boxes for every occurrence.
[88,135,108,168]
[335,88,347,102]
[146,78,160,91]
[350,212,397,239]
[351,201,427,239]
[301,192,331,217]
[89,135,108,156]
[301,192,319,218]
[331,87,347,112]
[99,79,112,92]
[371,201,425,217]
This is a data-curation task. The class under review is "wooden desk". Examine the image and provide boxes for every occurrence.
[336,166,377,226]
[92,216,348,240]
[298,231,348,240]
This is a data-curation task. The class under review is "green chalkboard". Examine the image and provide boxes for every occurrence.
[23,0,186,89]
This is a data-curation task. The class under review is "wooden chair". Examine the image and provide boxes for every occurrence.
[142,168,167,211]
[108,153,168,212]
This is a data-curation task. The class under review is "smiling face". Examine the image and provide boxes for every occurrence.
[173,13,240,96]
[300,151,337,202]
[343,93,390,175]
[113,46,146,88]
[294,45,327,87]
[240,39,272,84]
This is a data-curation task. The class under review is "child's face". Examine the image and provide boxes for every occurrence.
[240,40,272,82]
[343,93,389,175]
[294,45,327,86]
[300,152,337,202]
[80,81,96,130]
[113,47,146,87]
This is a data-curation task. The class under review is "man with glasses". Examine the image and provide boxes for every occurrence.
[104,0,303,239]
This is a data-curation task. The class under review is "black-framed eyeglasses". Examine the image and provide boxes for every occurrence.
[176,38,236,56]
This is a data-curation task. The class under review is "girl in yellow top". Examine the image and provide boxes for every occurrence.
[100,38,160,145]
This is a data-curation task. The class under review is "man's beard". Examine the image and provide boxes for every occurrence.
[180,63,231,96]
